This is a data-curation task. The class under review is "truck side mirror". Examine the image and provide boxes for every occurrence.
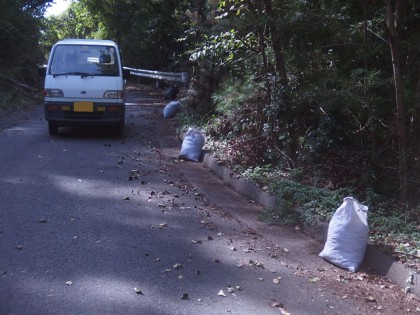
[37,65,46,77]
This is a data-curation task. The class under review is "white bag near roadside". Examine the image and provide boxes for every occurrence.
[163,101,181,118]
[319,197,369,272]
[179,127,205,162]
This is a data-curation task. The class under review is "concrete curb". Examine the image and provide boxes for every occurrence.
[201,152,419,296]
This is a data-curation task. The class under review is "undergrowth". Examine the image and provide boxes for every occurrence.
[208,140,420,270]
[176,88,419,270]
[239,165,419,269]
[206,137,420,269]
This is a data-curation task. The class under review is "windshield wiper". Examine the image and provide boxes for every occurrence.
[53,72,94,78]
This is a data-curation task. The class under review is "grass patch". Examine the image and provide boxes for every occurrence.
[240,166,419,270]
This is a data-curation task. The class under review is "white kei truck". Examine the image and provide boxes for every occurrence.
[43,39,126,135]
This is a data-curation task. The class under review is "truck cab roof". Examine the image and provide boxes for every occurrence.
[54,39,118,48]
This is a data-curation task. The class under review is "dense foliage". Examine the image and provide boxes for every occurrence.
[181,0,419,260]
[186,1,420,206]
[1,0,418,260]
[0,0,49,83]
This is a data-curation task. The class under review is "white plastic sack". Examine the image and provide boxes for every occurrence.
[163,101,181,118]
[319,197,369,272]
[179,128,205,162]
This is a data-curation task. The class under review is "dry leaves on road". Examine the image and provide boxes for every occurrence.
[218,290,226,297]
[134,287,143,295]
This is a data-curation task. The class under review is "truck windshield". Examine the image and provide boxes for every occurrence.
[49,45,119,77]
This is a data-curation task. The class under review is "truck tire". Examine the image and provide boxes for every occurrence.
[48,122,58,135]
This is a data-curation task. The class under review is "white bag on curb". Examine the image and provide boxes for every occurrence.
[163,101,181,118]
[319,197,369,272]
[179,128,205,162]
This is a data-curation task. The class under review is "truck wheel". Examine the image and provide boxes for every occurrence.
[113,123,124,137]
[48,123,58,135]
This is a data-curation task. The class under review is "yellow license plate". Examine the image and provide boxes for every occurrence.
[74,102,93,112]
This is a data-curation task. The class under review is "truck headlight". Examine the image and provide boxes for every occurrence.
[44,89,64,97]
[104,90,124,99]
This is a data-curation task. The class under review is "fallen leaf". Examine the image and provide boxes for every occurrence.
[218,290,226,297]
[191,240,203,244]
[273,277,282,284]
[255,261,264,268]
[173,263,183,269]
[134,287,143,295]
[365,296,377,303]
[337,275,348,283]
[38,218,48,223]
[406,273,415,285]
[309,276,320,283]
[159,223,168,229]
[65,281,73,286]
[123,196,130,200]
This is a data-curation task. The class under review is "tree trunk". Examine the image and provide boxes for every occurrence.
[385,0,408,202]
[262,0,288,86]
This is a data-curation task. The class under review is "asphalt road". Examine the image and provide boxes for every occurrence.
[0,85,418,314]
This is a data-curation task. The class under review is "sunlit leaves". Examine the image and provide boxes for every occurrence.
[189,29,255,74]
[0,0,44,75]
[40,0,105,58]
[217,0,246,19]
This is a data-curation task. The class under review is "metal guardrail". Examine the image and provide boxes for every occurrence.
[123,67,188,83]
[38,64,188,83]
